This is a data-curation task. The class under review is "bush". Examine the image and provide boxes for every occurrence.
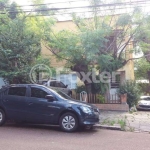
[97,94,105,103]
[118,80,141,108]
[75,85,86,93]
[138,82,150,95]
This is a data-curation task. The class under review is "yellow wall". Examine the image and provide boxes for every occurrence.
[41,43,66,68]
[118,42,135,80]
[41,21,77,68]
[53,21,77,32]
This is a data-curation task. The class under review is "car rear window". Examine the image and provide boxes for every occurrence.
[8,87,26,96]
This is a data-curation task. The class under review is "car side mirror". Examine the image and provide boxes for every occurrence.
[65,85,68,88]
[45,95,55,101]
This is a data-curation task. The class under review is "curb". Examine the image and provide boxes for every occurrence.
[94,124,121,131]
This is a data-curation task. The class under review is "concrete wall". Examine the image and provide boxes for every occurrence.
[93,104,129,112]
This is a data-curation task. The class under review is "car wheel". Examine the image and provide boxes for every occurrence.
[59,112,78,132]
[0,109,6,126]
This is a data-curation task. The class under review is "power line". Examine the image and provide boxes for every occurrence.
[2,3,149,18]
[4,0,150,9]
[6,0,150,12]
[1,1,150,15]
[6,0,150,9]
[5,0,88,8]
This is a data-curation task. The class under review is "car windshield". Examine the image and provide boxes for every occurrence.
[56,91,72,100]
[141,97,150,101]
[45,86,72,100]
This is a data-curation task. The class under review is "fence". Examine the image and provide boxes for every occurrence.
[72,93,121,104]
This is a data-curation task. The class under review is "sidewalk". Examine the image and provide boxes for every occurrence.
[99,110,150,133]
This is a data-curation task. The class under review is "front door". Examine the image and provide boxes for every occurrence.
[26,86,60,124]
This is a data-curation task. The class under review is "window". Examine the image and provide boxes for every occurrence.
[59,82,66,88]
[8,87,26,96]
[55,82,61,87]
[50,81,56,87]
[31,87,48,99]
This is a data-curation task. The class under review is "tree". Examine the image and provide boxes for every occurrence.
[31,0,56,16]
[0,12,55,83]
[43,0,149,93]
[135,58,150,80]
[0,0,9,10]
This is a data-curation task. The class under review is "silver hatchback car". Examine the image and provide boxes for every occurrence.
[42,80,72,96]
[137,96,150,110]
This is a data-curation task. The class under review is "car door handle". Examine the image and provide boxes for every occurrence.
[39,100,47,102]
[28,102,33,105]
[3,99,8,102]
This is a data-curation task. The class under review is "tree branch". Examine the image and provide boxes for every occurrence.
[118,35,133,59]
[43,42,73,63]
[117,25,130,49]
[123,53,150,65]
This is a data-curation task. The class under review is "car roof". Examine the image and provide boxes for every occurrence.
[9,84,46,88]
[140,96,150,98]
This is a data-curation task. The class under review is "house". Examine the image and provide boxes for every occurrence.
[41,19,134,111]
[42,20,134,83]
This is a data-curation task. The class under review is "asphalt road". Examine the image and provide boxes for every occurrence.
[0,123,149,150]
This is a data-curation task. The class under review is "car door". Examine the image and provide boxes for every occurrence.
[26,86,62,124]
[2,86,27,121]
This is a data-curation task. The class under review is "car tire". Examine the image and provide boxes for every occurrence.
[0,109,6,126]
[59,112,78,132]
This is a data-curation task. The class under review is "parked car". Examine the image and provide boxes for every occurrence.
[42,80,72,97]
[0,84,100,132]
[136,96,150,110]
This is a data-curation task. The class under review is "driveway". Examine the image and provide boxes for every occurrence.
[0,123,150,150]
[100,110,150,132]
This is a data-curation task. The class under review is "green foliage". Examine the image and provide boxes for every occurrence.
[135,58,150,80]
[97,55,123,72]
[75,85,86,93]
[43,0,150,94]
[0,13,54,83]
[91,78,109,94]
[116,14,131,26]
[118,81,141,108]
[117,118,126,131]
[96,94,105,103]
[138,83,150,95]
[8,2,19,19]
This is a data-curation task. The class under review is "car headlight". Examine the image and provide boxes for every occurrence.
[138,101,142,105]
[80,106,92,114]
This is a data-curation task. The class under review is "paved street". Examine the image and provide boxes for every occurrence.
[0,123,150,150]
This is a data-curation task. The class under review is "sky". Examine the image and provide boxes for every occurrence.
[10,0,150,22]
[10,0,146,58]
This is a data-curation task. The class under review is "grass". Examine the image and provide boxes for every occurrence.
[101,116,127,131]
[117,118,126,130]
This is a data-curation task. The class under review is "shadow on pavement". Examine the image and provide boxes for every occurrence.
[4,121,99,134]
